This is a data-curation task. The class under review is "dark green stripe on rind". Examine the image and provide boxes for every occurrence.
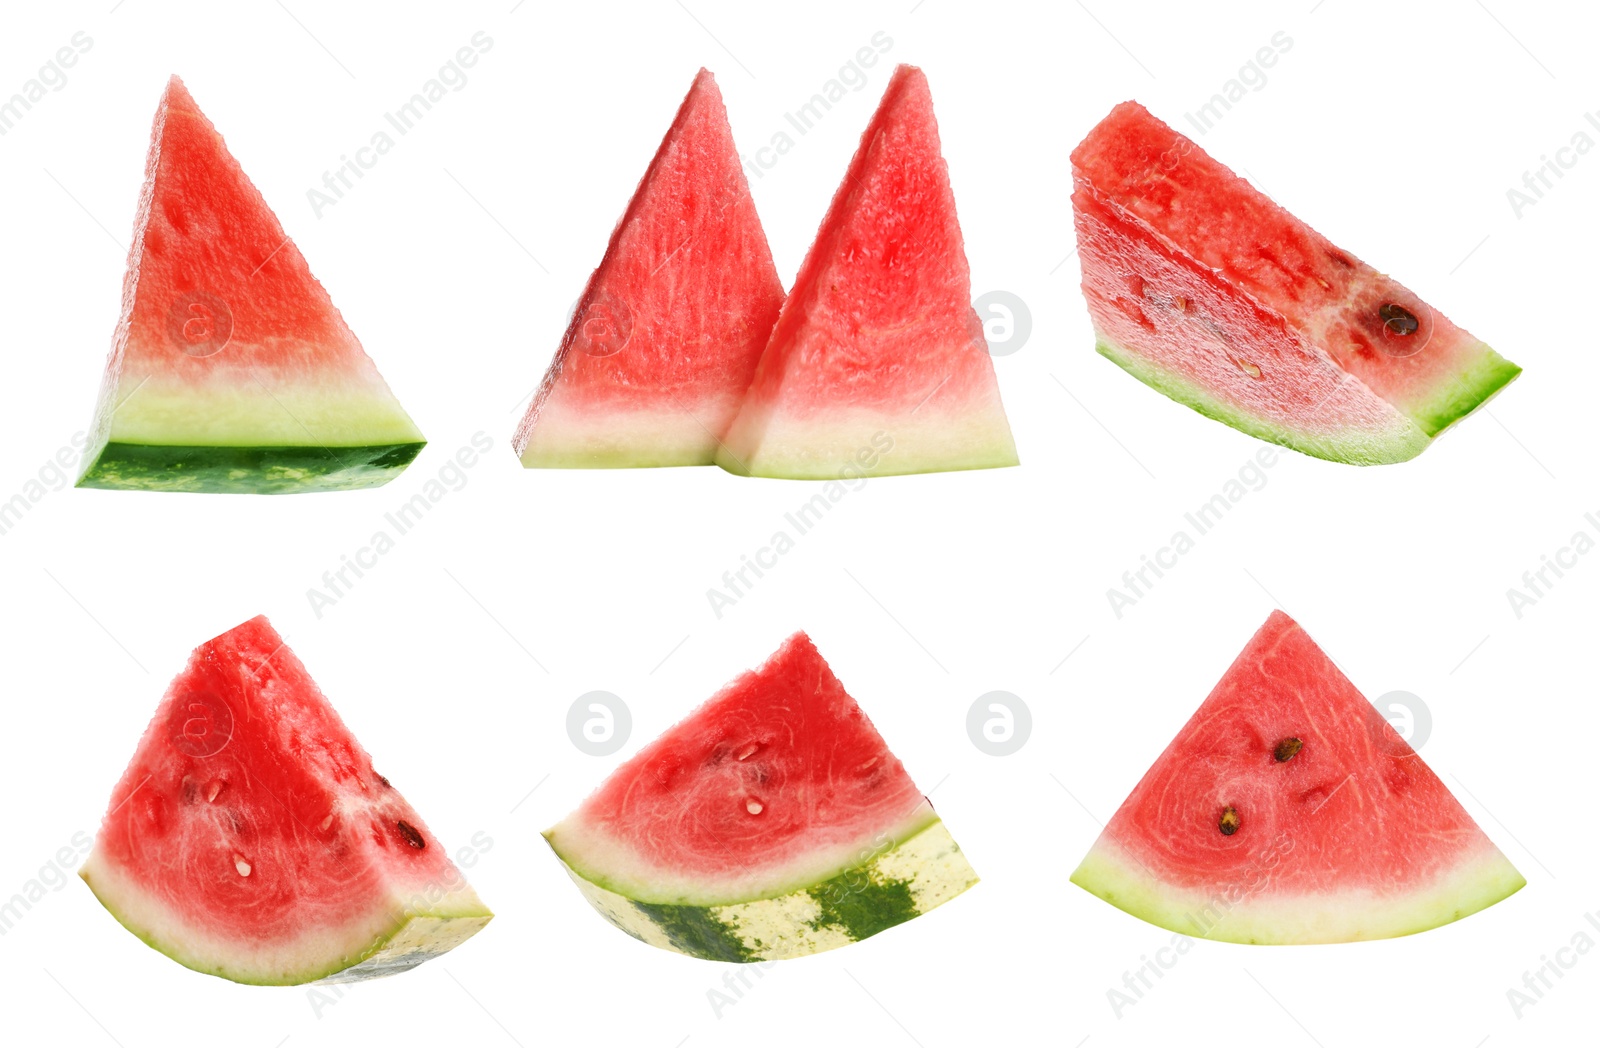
[77,441,426,493]
[805,866,920,941]
[631,902,758,963]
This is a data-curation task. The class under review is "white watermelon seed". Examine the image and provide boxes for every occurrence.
[736,743,759,761]
[206,780,222,803]
[1238,359,1262,379]
[319,814,333,831]
[234,856,252,877]
[745,798,764,815]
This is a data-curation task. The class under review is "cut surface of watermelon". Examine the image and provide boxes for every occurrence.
[1073,102,1519,465]
[545,632,977,960]
[514,69,784,468]
[80,617,490,984]
[717,65,1018,479]
[77,76,424,493]
[1071,611,1523,944]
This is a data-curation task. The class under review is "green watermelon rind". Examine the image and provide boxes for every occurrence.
[1095,334,1434,465]
[80,852,492,986]
[76,440,426,493]
[1405,348,1522,438]
[547,817,978,961]
[1070,839,1525,945]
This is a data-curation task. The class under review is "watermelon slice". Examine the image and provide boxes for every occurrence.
[1071,611,1524,944]
[1072,102,1519,465]
[513,69,784,468]
[77,76,425,493]
[545,632,977,961]
[717,65,1018,478]
[80,617,491,984]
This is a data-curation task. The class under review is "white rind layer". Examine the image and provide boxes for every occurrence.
[1070,838,1525,945]
[80,848,491,985]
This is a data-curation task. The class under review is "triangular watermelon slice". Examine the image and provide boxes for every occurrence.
[717,65,1019,478]
[80,617,491,984]
[545,632,977,961]
[513,69,784,468]
[1071,611,1524,944]
[77,76,425,494]
[1072,102,1520,464]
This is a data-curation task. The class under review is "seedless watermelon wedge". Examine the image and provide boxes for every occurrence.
[545,632,977,961]
[513,69,784,468]
[1071,611,1524,944]
[1073,102,1519,465]
[77,76,425,493]
[717,65,1018,478]
[80,617,491,984]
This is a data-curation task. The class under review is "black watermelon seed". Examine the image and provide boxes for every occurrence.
[396,820,425,849]
[1379,303,1419,336]
[1219,807,1241,836]
[1274,737,1304,763]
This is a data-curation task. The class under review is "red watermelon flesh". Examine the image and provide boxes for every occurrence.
[78,76,425,493]
[547,632,942,906]
[1073,102,1519,465]
[1071,611,1523,944]
[80,617,490,984]
[717,65,1018,478]
[514,69,784,468]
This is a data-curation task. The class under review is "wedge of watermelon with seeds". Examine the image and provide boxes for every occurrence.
[77,76,425,493]
[513,69,784,468]
[717,65,1018,478]
[1073,102,1519,465]
[81,617,491,984]
[545,631,977,960]
[1071,611,1524,944]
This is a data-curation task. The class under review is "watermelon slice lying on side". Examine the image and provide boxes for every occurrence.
[545,632,977,961]
[717,65,1018,479]
[1071,611,1524,944]
[1072,102,1519,465]
[513,69,784,468]
[80,617,491,984]
[77,76,425,494]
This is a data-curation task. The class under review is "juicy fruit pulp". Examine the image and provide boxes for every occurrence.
[1073,101,1519,465]
[80,617,490,984]
[514,69,784,468]
[77,76,424,493]
[546,632,977,960]
[1071,611,1524,944]
[717,65,1018,479]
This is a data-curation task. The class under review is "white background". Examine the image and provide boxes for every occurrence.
[0,1,1593,1045]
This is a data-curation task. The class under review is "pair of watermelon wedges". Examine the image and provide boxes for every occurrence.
[81,611,1522,986]
[512,66,1019,479]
